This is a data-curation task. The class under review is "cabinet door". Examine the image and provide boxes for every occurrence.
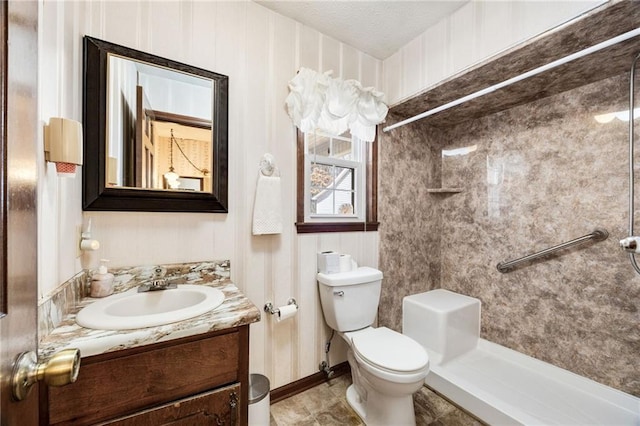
[47,330,240,425]
[101,383,240,426]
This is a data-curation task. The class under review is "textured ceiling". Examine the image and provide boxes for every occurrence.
[254,1,469,60]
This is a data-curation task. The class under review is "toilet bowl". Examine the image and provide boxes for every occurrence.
[341,327,429,425]
[317,267,429,425]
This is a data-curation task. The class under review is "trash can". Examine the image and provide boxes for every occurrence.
[248,374,270,425]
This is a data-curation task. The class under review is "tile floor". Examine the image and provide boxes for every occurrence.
[269,373,484,426]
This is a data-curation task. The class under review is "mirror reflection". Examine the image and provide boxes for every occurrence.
[107,54,214,192]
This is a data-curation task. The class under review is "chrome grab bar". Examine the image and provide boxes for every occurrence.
[497,228,608,273]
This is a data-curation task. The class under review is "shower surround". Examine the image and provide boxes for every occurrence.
[379,72,640,397]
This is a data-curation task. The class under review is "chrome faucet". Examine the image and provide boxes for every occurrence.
[137,267,177,292]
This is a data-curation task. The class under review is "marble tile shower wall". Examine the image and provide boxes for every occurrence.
[379,73,640,397]
[378,114,443,333]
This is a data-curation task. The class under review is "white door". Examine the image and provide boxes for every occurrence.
[0,1,41,423]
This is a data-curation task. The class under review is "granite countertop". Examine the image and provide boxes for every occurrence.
[39,278,261,359]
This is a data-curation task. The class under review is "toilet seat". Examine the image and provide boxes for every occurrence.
[350,327,429,383]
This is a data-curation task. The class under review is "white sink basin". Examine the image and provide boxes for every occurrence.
[76,285,225,330]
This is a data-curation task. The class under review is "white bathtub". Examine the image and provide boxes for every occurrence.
[404,290,640,425]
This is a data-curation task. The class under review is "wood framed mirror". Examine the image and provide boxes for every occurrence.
[82,36,228,213]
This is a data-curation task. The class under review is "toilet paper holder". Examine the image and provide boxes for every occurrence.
[264,298,298,315]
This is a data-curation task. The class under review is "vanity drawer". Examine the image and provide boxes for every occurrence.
[101,383,241,426]
[46,329,240,426]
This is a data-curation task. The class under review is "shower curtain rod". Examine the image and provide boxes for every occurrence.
[383,27,640,133]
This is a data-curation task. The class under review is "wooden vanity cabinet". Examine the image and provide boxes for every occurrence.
[40,326,250,426]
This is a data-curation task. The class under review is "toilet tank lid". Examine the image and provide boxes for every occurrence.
[317,267,383,286]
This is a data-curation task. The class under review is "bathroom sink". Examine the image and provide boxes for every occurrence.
[76,285,225,330]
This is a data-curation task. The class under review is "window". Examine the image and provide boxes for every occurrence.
[296,129,378,233]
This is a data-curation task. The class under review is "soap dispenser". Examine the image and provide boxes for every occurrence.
[90,259,114,298]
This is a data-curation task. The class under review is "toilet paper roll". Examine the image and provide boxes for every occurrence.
[339,255,352,272]
[276,304,298,322]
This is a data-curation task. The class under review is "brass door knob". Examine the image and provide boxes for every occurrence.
[11,348,81,401]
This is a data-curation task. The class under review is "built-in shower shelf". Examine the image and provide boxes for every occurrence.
[427,188,464,194]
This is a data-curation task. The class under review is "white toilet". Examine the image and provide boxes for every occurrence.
[318,267,429,426]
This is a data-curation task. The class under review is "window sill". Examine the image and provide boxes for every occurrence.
[295,222,379,234]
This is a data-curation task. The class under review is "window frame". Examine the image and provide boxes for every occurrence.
[304,132,364,222]
[296,128,378,233]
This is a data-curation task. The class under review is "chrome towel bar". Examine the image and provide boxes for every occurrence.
[497,229,608,273]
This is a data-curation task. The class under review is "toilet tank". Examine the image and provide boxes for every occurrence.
[403,289,480,365]
[317,267,383,332]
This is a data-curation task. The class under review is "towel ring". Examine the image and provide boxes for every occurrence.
[259,154,279,177]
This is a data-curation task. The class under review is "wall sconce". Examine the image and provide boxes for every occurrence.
[44,117,83,178]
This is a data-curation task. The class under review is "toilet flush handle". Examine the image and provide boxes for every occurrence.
[333,291,344,297]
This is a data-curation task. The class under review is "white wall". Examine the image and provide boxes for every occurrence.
[383,0,606,106]
[38,0,381,388]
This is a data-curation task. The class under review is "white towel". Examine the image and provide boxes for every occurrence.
[252,174,283,235]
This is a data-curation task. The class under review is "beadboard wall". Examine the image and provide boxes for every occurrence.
[382,0,605,106]
[38,0,380,388]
